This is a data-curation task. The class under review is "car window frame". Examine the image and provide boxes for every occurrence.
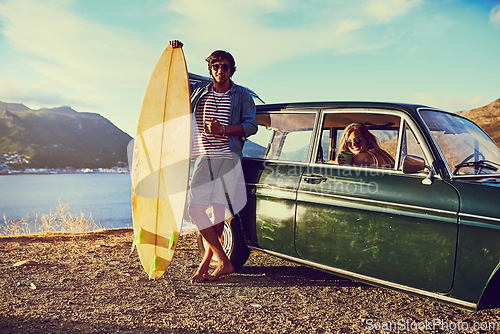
[397,119,429,170]
[244,108,321,165]
[417,107,500,180]
[309,109,438,177]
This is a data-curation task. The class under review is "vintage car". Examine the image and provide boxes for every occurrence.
[195,101,500,311]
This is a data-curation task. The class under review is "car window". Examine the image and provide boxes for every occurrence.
[318,129,332,162]
[243,124,273,159]
[420,109,500,175]
[244,112,316,162]
[279,130,314,162]
[319,112,400,169]
[397,121,427,170]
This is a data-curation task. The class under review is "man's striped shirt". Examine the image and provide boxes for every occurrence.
[192,88,232,158]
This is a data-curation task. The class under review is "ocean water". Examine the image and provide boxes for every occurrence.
[0,174,133,229]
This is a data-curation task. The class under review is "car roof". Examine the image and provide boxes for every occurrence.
[256,101,438,118]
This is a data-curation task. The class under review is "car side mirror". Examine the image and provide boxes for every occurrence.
[402,155,435,185]
[402,155,425,173]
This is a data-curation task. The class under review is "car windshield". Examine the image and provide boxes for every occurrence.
[420,109,500,176]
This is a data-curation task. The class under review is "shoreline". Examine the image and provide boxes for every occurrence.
[0,169,130,176]
[0,227,134,240]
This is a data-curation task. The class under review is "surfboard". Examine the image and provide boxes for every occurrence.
[130,45,191,279]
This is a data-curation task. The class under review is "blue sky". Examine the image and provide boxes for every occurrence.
[0,0,499,136]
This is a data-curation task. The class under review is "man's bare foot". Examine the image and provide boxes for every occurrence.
[192,269,208,283]
[192,254,212,283]
[204,261,234,281]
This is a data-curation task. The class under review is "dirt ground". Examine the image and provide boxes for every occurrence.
[0,229,499,333]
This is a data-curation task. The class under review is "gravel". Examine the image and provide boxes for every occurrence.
[1,229,499,333]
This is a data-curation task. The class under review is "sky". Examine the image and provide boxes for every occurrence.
[0,0,499,137]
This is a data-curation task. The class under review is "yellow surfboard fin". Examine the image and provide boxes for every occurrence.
[131,228,143,254]
[168,230,179,250]
[149,255,158,280]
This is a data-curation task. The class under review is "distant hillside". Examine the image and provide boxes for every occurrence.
[0,101,132,169]
[460,99,500,146]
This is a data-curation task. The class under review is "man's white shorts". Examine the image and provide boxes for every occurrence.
[189,156,239,207]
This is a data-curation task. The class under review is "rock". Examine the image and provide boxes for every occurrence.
[13,260,39,267]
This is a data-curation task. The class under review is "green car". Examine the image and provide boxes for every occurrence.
[198,102,500,311]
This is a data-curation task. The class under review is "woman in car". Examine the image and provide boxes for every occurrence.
[337,123,395,168]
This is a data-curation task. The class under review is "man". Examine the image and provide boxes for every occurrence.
[169,40,257,282]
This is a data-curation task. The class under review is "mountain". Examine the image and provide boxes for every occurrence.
[0,101,132,169]
[460,99,500,146]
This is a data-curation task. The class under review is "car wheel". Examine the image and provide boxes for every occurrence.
[196,215,251,271]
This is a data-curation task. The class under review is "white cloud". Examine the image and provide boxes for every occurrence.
[0,0,427,93]
[0,0,429,135]
[0,0,150,88]
[166,0,422,70]
[364,0,424,23]
[0,78,70,107]
[0,0,154,134]
[490,5,500,27]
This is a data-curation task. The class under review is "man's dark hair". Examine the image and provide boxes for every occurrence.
[206,50,237,78]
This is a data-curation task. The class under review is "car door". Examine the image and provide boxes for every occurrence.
[295,110,459,293]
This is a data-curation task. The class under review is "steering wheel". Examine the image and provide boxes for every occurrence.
[453,151,486,175]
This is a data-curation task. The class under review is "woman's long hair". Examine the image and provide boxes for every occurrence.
[338,123,395,168]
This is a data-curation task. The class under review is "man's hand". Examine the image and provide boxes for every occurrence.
[204,118,224,136]
[169,40,183,48]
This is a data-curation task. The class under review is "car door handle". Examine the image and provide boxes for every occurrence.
[302,175,328,184]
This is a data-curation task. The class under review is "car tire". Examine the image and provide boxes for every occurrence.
[196,215,251,271]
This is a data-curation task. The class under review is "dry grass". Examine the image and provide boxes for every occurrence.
[0,203,102,236]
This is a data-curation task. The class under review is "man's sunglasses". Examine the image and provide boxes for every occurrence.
[346,136,365,148]
[212,64,230,72]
